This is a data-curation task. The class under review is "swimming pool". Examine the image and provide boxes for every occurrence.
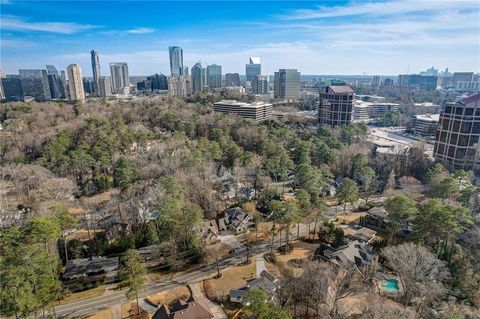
[380,278,400,292]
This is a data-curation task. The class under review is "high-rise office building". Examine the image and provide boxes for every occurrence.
[169,46,184,77]
[245,57,261,82]
[225,73,240,87]
[207,64,222,89]
[372,75,380,87]
[201,68,208,90]
[191,62,203,94]
[273,69,300,99]
[168,76,189,97]
[109,62,130,94]
[19,69,51,101]
[98,76,113,98]
[1,77,24,102]
[318,86,355,127]
[91,49,101,96]
[67,64,85,101]
[452,72,474,87]
[83,78,93,94]
[397,74,440,91]
[252,75,268,94]
[45,65,65,99]
[433,93,480,171]
[147,73,168,91]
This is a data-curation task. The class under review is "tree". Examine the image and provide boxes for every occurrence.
[379,109,402,126]
[113,157,139,190]
[26,217,61,254]
[382,243,449,313]
[242,288,268,319]
[358,166,376,204]
[120,249,146,315]
[318,220,344,247]
[279,201,301,253]
[336,178,358,214]
[51,204,76,263]
[385,195,417,242]
[413,199,473,256]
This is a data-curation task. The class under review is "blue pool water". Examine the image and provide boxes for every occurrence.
[380,279,400,291]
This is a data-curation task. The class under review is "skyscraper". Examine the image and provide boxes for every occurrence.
[147,73,168,91]
[45,65,65,99]
[98,76,113,98]
[225,73,240,87]
[273,69,300,99]
[207,64,222,89]
[252,75,268,94]
[372,75,380,87]
[318,86,355,127]
[433,93,480,171]
[19,69,51,101]
[246,57,261,82]
[91,49,101,96]
[109,62,130,93]
[191,62,203,94]
[67,64,85,101]
[169,46,184,77]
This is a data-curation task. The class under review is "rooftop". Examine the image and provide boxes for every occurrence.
[328,86,354,94]
[460,92,480,105]
[214,100,271,108]
[414,114,440,122]
[63,257,119,279]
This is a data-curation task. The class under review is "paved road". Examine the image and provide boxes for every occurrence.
[53,223,313,318]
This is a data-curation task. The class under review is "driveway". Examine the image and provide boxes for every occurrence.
[218,231,244,249]
[189,282,227,319]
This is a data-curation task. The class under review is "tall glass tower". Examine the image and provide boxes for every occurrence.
[169,46,184,77]
[246,57,261,82]
[91,49,101,96]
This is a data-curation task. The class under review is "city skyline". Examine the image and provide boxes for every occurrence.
[1,0,479,76]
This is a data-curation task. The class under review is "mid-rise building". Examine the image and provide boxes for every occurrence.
[397,74,440,91]
[213,100,272,122]
[252,75,268,94]
[207,64,222,89]
[372,75,380,87]
[383,78,394,87]
[1,77,24,102]
[169,46,183,77]
[109,62,130,94]
[18,69,51,101]
[98,76,113,97]
[67,64,85,101]
[91,49,101,96]
[273,69,300,99]
[137,80,152,92]
[147,73,168,91]
[245,57,261,82]
[319,86,355,127]
[452,72,474,87]
[456,81,480,93]
[225,73,240,87]
[413,114,440,137]
[433,93,480,171]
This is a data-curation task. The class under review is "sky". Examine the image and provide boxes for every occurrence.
[1,0,479,76]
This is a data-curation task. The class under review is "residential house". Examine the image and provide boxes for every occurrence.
[345,227,377,243]
[361,206,389,232]
[200,220,220,244]
[314,240,374,268]
[62,257,119,288]
[152,297,213,319]
[230,270,278,304]
[218,207,255,234]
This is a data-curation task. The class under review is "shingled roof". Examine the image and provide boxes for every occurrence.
[327,86,354,94]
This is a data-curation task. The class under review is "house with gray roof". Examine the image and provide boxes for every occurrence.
[62,256,119,287]
[229,270,278,304]
[218,207,255,234]
[315,240,374,268]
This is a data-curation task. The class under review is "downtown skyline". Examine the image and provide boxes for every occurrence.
[1,0,479,76]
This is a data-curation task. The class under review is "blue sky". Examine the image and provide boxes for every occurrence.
[1,0,479,76]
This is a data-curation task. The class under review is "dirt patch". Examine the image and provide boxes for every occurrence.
[335,212,366,225]
[146,285,191,306]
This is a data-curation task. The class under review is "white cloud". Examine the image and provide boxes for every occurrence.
[0,15,98,34]
[280,0,479,20]
[1,38,37,48]
[126,27,154,34]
